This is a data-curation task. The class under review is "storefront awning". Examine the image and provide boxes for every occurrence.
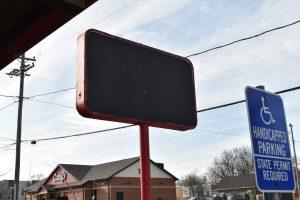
[0,0,97,70]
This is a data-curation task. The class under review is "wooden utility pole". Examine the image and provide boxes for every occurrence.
[6,54,35,200]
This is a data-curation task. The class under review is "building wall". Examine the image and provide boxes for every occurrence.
[53,187,83,200]
[65,189,84,200]
[44,182,110,200]
[109,177,176,200]
[25,177,176,200]
[84,181,109,200]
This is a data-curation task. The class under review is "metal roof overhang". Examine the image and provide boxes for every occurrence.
[0,0,97,70]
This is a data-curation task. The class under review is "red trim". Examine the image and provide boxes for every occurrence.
[76,29,198,131]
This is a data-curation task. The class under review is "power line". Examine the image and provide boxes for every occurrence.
[186,19,300,58]
[35,0,140,57]
[25,125,246,145]
[0,94,18,98]
[0,168,12,177]
[0,0,139,91]
[0,101,18,111]
[20,18,299,108]
[0,118,246,146]
[21,85,300,112]
[0,87,75,100]
[24,85,300,143]
[29,75,74,87]
[0,137,16,142]
[25,125,136,142]
[14,18,300,113]
[2,65,74,87]
[26,87,75,99]
[197,85,300,112]
[26,99,75,109]
[0,142,16,150]
[0,87,75,112]
[196,128,245,137]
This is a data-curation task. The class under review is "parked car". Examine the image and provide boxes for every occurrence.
[189,197,207,200]
[212,197,223,200]
[228,194,246,200]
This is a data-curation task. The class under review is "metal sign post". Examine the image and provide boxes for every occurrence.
[289,123,300,200]
[245,86,295,193]
[139,125,151,200]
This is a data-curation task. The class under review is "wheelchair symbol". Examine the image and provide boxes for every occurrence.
[260,97,276,125]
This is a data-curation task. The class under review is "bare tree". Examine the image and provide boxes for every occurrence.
[177,172,207,197]
[29,173,45,183]
[207,146,254,184]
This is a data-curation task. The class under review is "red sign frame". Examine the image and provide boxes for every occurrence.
[76,29,197,131]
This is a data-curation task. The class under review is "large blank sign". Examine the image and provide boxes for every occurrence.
[76,29,197,131]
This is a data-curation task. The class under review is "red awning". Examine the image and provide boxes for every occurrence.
[0,0,97,70]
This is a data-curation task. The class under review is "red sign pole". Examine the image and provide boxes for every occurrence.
[139,124,152,200]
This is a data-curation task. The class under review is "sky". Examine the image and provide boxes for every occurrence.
[1,0,300,181]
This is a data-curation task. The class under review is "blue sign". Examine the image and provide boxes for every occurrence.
[245,86,295,192]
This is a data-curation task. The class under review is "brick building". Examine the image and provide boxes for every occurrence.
[24,157,177,200]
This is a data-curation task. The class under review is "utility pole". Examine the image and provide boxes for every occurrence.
[6,54,35,200]
[290,123,300,200]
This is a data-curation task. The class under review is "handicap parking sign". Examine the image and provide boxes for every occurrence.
[245,86,295,192]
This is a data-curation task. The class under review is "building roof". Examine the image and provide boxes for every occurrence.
[59,164,92,181]
[212,174,256,191]
[80,157,140,182]
[25,179,47,193]
[25,157,177,193]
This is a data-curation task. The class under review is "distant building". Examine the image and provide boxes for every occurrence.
[0,180,31,200]
[24,157,178,200]
[175,186,191,200]
[176,184,212,200]
[212,174,257,198]
[212,174,293,200]
[203,184,212,199]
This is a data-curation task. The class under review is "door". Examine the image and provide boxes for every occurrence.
[116,192,123,200]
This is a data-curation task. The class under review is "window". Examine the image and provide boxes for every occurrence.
[50,193,56,200]
[92,189,97,200]
[39,194,46,200]
[116,192,123,200]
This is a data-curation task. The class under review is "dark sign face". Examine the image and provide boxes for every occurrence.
[76,29,197,131]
